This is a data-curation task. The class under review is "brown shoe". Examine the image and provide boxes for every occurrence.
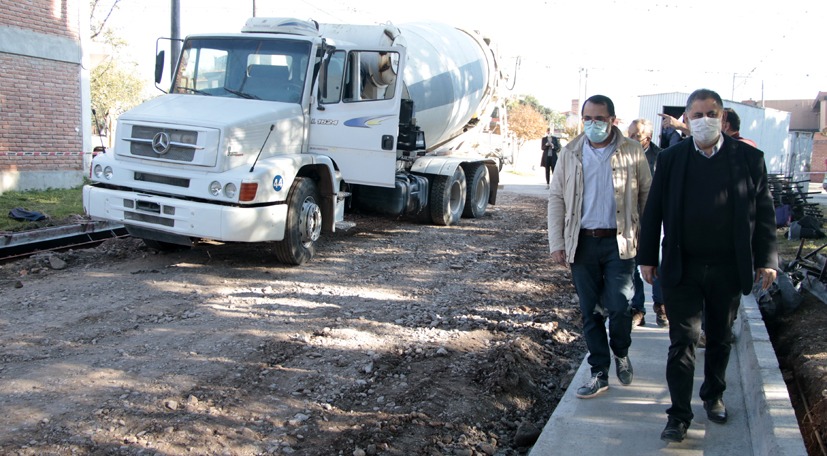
[631,309,645,327]
[653,302,668,328]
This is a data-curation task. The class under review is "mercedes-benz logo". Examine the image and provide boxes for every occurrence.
[152,132,171,155]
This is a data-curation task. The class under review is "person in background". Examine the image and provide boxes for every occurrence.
[658,113,688,148]
[627,119,667,328]
[548,95,652,399]
[638,89,777,443]
[541,128,562,189]
[722,107,758,147]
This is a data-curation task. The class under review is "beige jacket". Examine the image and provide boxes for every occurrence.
[547,126,652,262]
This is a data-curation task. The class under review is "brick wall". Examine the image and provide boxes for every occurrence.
[0,0,84,189]
[0,53,83,173]
[813,133,827,184]
[0,0,79,40]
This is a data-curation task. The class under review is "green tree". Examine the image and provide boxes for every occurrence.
[90,2,146,148]
[91,59,145,143]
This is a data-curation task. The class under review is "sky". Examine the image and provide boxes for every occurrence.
[98,0,827,122]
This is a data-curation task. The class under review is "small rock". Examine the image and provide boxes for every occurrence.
[164,400,179,410]
[14,281,23,288]
[353,449,366,456]
[48,256,67,270]
[479,443,496,455]
[288,413,310,426]
[513,422,542,447]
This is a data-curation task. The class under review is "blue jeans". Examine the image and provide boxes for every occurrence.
[632,266,663,312]
[570,235,636,376]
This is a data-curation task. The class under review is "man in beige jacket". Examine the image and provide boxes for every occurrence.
[548,95,652,399]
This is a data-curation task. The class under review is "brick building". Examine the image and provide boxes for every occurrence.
[0,0,90,193]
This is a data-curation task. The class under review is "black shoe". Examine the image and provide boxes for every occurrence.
[615,355,633,385]
[575,372,609,399]
[631,309,645,327]
[660,416,689,443]
[653,302,668,328]
[704,398,728,424]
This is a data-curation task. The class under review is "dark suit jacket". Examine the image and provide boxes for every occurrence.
[638,135,778,295]
[540,135,561,167]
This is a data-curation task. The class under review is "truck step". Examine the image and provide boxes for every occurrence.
[335,221,356,231]
[337,191,352,201]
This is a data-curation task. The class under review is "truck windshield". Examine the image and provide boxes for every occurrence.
[173,37,312,104]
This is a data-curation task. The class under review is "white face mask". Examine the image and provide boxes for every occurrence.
[689,117,722,145]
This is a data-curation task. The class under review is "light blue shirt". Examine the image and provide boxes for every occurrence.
[580,135,618,229]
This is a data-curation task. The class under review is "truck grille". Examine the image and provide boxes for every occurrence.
[134,172,190,188]
[128,126,199,162]
[124,211,175,227]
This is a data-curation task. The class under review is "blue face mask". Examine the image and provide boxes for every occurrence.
[584,120,610,143]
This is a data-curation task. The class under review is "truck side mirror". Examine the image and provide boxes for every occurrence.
[155,51,165,84]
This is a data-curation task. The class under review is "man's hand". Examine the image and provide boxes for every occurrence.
[551,250,567,266]
[754,268,777,291]
[657,113,689,135]
[640,265,658,284]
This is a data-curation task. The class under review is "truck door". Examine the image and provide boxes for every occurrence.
[309,47,405,188]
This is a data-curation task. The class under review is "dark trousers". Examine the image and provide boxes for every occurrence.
[632,265,663,312]
[661,260,741,423]
[543,155,557,185]
[570,236,635,377]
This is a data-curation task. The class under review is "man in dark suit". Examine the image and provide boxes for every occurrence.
[638,89,778,443]
[540,128,561,189]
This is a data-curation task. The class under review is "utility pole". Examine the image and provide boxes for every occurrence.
[252,0,256,17]
[170,0,181,80]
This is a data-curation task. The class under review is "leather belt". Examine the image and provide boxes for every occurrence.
[580,228,617,238]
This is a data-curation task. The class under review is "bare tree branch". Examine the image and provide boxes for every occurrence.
[90,0,122,40]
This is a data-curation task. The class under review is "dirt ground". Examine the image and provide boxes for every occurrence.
[764,284,827,456]
[0,191,587,456]
[2,189,826,456]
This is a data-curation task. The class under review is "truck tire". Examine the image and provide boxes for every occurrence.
[430,166,466,226]
[462,163,490,218]
[275,177,322,265]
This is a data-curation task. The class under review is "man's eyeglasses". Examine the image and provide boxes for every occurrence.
[583,116,611,123]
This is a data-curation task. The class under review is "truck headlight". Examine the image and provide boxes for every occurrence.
[94,164,103,178]
[209,181,222,196]
[224,183,237,198]
[103,166,113,180]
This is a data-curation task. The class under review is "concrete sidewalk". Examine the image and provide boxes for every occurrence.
[528,292,807,456]
[497,166,806,455]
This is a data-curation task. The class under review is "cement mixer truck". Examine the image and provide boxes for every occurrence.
[83,17,508,265]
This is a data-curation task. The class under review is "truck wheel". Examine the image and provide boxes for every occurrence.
[275,177,322,265]
[430,166,466,226]
[462,163,490,218]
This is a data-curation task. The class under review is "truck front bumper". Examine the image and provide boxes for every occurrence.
[83,186,287,242]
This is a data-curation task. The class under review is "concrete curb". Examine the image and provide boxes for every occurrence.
[738,293,807,455]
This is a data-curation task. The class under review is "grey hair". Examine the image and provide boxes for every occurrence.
[629,118,654,138]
